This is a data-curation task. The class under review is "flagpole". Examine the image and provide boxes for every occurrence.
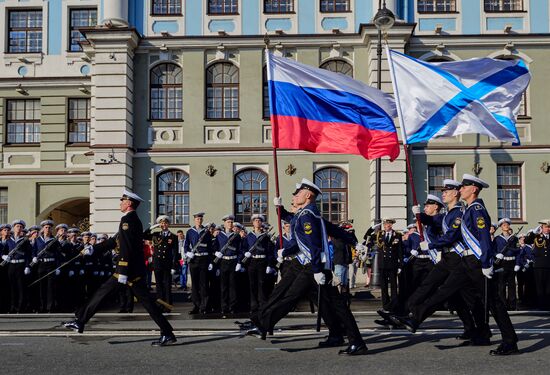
[403,143,424,241]
[264,35,284,251]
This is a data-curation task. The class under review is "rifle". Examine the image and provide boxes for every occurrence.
[28,251,83,287]
[213,232,240,265]
[494,226,523,267]
[30,237,59,267]
[189,227,211,255]
[1,236,30,267]
[241,228,273,265]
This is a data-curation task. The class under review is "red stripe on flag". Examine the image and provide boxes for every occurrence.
[271,115,400,161]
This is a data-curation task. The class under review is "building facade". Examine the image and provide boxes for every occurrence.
[0,0,548,234]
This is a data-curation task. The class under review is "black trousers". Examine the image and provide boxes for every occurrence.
[76,277,173,336]
[8,263,26,312]
[37,261,57,312]
[412,255,518,345]
[220,259,238,312]
[380,268,398,312]
[248,258,267,313]
[189,257,210,311]
[517,267,536,307]
[411,258,434,294]
[408,252,477,337]
[534,267,550,310]
[119,285,134,312]
[154,267,173,305]
[255,259,364,346]
[497,261,517,310]
[0,267,10,313]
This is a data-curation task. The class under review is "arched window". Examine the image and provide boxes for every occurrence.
[157,170,190,226]
[494,55,529,117]
[150,63,183,120]
[320,59,353,77]
[262,66,270,119]
[206,62,239,119]
[314,167,348,223]
[234,169,268,224]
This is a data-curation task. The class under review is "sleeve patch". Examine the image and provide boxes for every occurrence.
[118,261,128,266]
[452,217,461,229]
[122,223,129,230]
[477,217,486,229]
[303,222,312,235]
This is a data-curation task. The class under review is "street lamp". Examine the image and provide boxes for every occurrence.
[373,0,395,225]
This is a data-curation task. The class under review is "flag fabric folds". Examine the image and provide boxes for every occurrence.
[387,48,531,145]
[266,52,400,161]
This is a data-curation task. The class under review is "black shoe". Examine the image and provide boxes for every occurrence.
[63,320,84,333]
[189,307,199,315]
[200,309,207,315]
[376,309,392,321]
[471,337,492,346]
[489,343,519,356]
[391,315,417,333]
[151,334,177,347]
[118,309,128,313]
[246,327,267,340]
[319,336,345,348]
[338,344,368,356]
[374,319,393,327]
[456,333,471,340]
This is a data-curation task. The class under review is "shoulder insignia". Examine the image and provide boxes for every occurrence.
[452,217,461,229]
[303,222,312,235]
[477,217,486,229]
[122,223,129,230]
[475,205,483,211]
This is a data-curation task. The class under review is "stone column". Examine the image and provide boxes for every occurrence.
[82,28,139,233]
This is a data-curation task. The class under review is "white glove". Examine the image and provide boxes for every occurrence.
[419,241,429,251]
[79,269,85,276]
[82,245,94,256]
[55,269,61,276]
[534,225,542,234]
[148,257,153,263]
[149,223,161,230]
[235,263,242,272]
[355,243,365,252]
[524,262,530,269]
[100,271,105,276]
[171,269,176,275]
[215,251,223,259]
[273,197,282,207]
[244,252,252,258]
[93,271,99,276]
[216,269,221,277]
[208,263,214,271]
[68,270,75,277]
[118,274,128,284]
[496,253,504,260]
[397,268,402,275]
[32,257,38,263]
[372,223,381,231]
[314,272,326,285]
[277,256,284,264]
[266,266,273,274]
[24,267,31,275]
[277,249,284,258]
[514,265,521,272]
[482,266,493,279]
[410,249,419,257]
[2,255,10,261]
[185,252,194,259]
[412,205,421,215]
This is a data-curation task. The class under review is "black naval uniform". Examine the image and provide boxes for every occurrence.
[494,232,520,310]
[73,210,174,337]
[33,236,61,312]
[524,231,550,310]
[215,231,243,313]
[4,236,32,313]
[244,230,275,314]
[184,226,213,313]
[144,229,178,305]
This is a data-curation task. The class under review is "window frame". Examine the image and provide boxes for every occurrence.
[264,0,295,14]
[207,0,240,16]
[314,167,348,223]
[427,164,454,199]
[320,0,351,13]
[484,0,525,13]
[151,0,183,16]
[68,7,97,52]
[156,169,190,227]
[496,163,523,222]
[149,63,184,121]
[67,98,91,145]
[319,59,354,78]
[5,99,41,145]
[417,0,458,13]
[0,188,8,224]
[262,65,270,120]
[205,62,240,120]
[7,8,43,54]
[234,168,269,225]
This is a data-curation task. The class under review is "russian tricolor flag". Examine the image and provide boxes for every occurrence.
[267,52,400,161]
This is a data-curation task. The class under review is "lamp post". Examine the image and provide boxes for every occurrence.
[373,0,395,225]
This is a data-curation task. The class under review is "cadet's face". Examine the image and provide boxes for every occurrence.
[43,225,52,236]
[160,221,169,231]
[490,226,496,234]
[252,218,262,229]
[383,222,393,232]
[501,222,510,232]
[460,185,475,200]
[57,228,66,237]
[90,237,97,245]
[424,203,439,216]
[194,216,203,226]
[177,232,184,240]
[83,235,90,243]
[1,228,8,237]
[13,224,23,233]
[283,223,291,233]
[542,224,550,235]
[519,236,525,245]
[119,198,131,212]
[224,220,233,231]
[442,189,458,204]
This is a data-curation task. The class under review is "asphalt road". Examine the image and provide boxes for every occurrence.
[1,313,550,374]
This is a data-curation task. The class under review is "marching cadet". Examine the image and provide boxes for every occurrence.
[144,216,178,306]
[63,190,176,346]
[0,224,12,312]
[364,218,403,316]
[212,215,243,316]
[394,174,519,356]
[2,220,32,313]
[494,218,521,310]
[243,214,274,315]
[250,178,367,355]
[275,220,294,277]
[80,231,95,299]
[516,234,536,308]
[524,219,550,310]
[32,220,62,313]
[184,212,213,315]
